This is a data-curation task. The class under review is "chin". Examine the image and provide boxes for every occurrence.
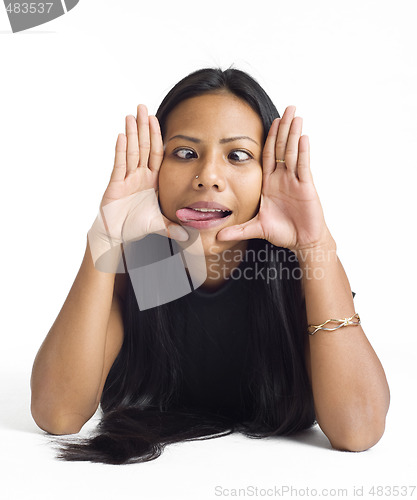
[189,231,229,256]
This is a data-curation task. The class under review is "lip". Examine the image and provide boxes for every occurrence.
[176,200,233,230]
[185,201,232,211]
[177,213,232,230]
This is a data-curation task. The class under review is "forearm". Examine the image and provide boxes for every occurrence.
[30,239,117,430]
[295,235,390,451]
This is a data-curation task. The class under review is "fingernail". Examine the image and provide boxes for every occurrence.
[169,226,189,241]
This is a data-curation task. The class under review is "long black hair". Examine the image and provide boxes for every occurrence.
[50,66,316,464]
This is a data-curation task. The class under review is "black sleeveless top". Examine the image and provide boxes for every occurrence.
[174,255,254,418]
[117,236,355,421]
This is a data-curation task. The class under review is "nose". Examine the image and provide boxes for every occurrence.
[192,155,226,191]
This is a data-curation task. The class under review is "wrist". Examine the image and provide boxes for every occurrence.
[293,232,337,268]
[294,229,335,255]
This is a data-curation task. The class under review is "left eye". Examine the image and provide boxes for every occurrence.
[229,150,252,162]
[174,148,196,159]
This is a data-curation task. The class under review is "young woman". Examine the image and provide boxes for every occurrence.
[30,67,390,465]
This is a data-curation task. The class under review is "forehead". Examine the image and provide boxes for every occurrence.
[164,92,263,140]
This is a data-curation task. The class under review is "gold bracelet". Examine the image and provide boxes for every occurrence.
[308,313,361,335]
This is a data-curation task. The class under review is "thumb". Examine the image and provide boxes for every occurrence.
[216,217,263,242]
[161,216,189,241]
[167,224,190,242]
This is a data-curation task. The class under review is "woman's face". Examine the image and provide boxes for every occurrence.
[158,91,264,255]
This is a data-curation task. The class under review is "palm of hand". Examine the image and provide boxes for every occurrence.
[217,106,330,252]
[102,166,158,207]
[99,105,188,242]
[257,168,325,250]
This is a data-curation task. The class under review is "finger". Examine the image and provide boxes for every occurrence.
[148,115,164,173]
[137,104,151,169]
[152,215,190,241]
[125,115,139,175]
[297,135,313,183]
[110,133,127,182]
[275,105,296,164]
[166,223,190,241]
[262,118,281,175]
[285,116,303,175]
[216,218,263,242]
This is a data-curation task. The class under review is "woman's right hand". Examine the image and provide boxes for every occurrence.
[98,104,189,243]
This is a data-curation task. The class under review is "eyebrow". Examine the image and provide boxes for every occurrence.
[167,134,260,146]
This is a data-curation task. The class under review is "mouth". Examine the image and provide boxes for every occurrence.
[176,202,233,229]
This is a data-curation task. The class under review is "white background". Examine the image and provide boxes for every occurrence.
[1,0,416,499]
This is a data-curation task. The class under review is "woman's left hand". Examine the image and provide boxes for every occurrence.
[216,105,334,253]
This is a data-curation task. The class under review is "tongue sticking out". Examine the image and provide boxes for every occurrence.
[176,208,230,221]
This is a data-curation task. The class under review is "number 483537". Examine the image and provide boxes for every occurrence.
[5,3,54,14]
[369,485,416,496]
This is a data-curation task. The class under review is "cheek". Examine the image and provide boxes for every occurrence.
[232,172,262,220]
[239,170,262,201]
[159,161,181,184]
[158,163,183,210]
[156,164,170,207]
[158,162,175,193]
[158,161,168,185]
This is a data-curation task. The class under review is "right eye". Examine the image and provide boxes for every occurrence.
[173,148,196,160]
